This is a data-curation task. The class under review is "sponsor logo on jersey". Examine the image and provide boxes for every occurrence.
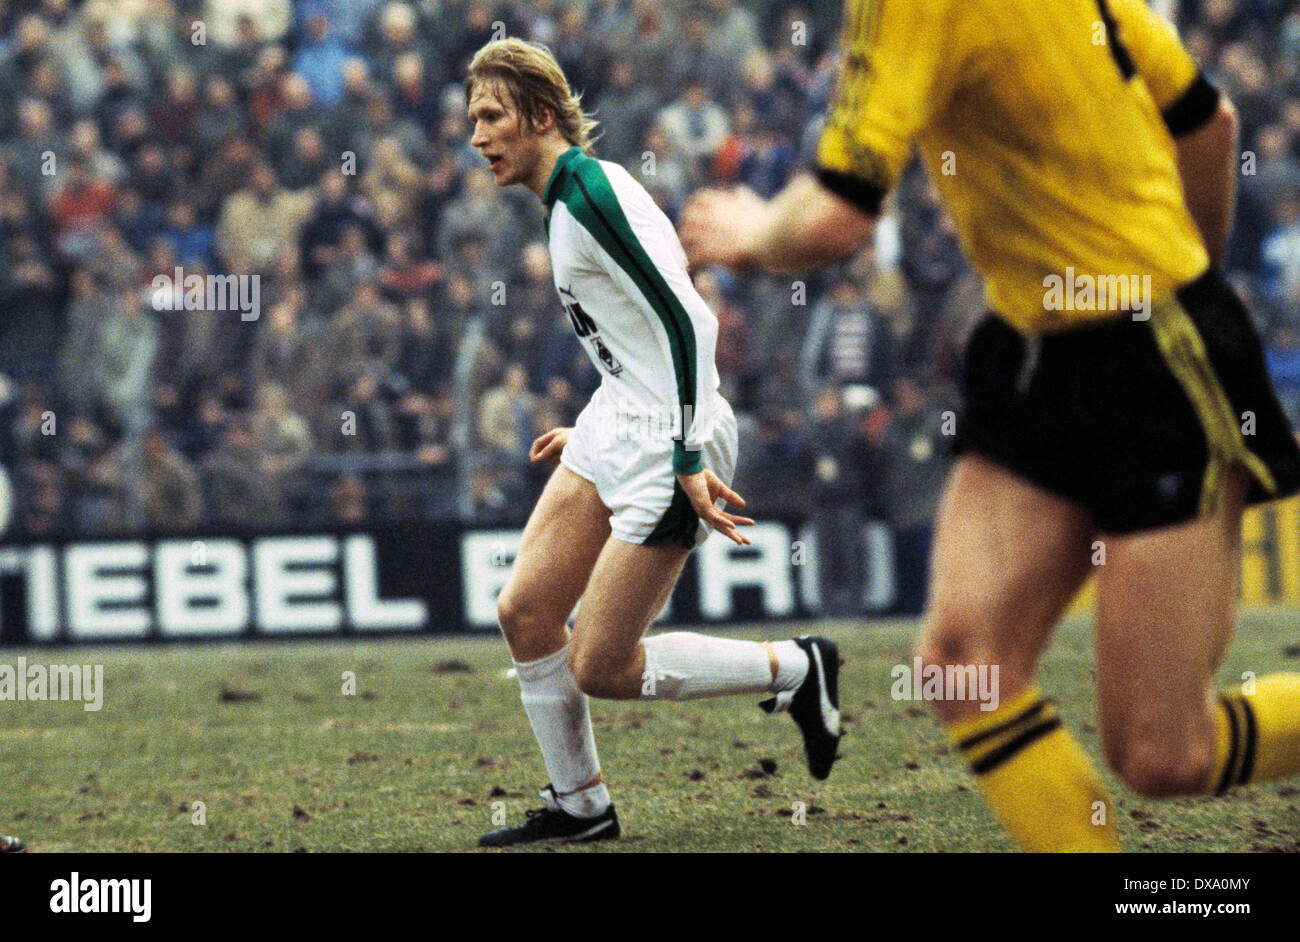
[589,336,623,376]
[560,285,623,375]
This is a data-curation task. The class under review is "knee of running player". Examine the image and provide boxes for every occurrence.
[567,639,640,700]
[913,600,1037,723]
[496,588,566,662]
[1101,713,1218,798]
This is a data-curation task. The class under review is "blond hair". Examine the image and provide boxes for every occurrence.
[465,38,598,153]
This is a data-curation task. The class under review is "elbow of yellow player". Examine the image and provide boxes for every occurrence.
[820,216,876,266]
[759,171,878,273]
[1218,92,1238,125]
[1218,95,1239,143]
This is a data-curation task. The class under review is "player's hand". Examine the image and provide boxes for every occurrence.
[675,468,755,546]
[679,186,768,269]
[529,427,571,465]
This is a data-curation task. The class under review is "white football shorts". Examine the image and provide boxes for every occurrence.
[561,391,738,547]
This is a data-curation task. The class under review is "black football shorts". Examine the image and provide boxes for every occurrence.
[954,269,1300,534]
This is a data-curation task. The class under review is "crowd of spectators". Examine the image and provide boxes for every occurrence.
[0,0,1296,609]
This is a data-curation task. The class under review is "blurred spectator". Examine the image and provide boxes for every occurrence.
[593,58,660,167]
[88,290,158,435]
[1266,327,1300,427]
[0,227,59,375]
[478,362,540,462]
[58,268,112,413]
[437,167,520,276]
[89,425,203,533]
[250,290,326,410]
[732,406,812,519]
[47,155,117,262]
[329,472,368,525]
[203,416,287,529]
[694,269,755,403]
[194,75,247,157]
[6,98,62,206]
[705,0,763,73]
[806,388,872,615]
[319,222,380,311]
[638,124,692,214]
[280,126,334,192]
[215,160,310,270]
[1261,196,1300,317]
[799,275,898,406]
[293,14,350,109]
[377,230,443,305]
[391,51,439,129]
[657,83,730,181]
[161,201,215,267]
[362,135,424,232]
[301,168,382,274]
[878,377,953,616]
[368,2,436,87]
[151,66,201,146]
[668,6,736,100]
[392,298,446,395]
[331,281,402,378]
[249,381,313,478]
[136,426,203,531]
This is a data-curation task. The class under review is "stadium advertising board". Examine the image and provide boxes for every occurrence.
[2,498,1296,645]
[0,522,833,644]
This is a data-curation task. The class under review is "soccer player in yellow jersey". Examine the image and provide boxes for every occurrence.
[682,0,1300,852]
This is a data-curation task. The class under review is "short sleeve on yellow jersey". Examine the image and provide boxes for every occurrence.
[814,0,960,215]
[1109,0,1220,135]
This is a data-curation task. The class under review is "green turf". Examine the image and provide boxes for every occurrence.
[2,611,1298,852]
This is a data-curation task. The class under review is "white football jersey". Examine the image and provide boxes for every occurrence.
[542,147,721,475]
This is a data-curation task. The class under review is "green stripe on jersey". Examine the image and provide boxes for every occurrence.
[544,148,702,475]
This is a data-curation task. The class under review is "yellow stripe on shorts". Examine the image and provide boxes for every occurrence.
[1146,296,1276,515]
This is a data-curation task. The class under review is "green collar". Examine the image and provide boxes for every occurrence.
[542,146,583,208]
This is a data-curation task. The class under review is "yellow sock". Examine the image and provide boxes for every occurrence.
[1210,673,1300,793]
[948,684,1120,852]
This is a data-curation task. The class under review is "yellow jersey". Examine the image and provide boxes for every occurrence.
[816,0,1218,331]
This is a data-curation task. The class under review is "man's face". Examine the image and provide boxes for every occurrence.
[469,84,538,188]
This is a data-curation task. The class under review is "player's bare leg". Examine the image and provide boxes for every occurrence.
[567,538,690,699]
[1093,470,1300,800]
[916,455,1120,850]
[480,464,618,846]
[917,455,1095,720]
[1094,475,1243,796]
[495,464,610,663]
[567,534,843,779]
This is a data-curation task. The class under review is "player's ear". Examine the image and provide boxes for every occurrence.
[531,105,557,136]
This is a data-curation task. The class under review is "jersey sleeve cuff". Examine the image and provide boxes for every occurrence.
[814,166,887,217]
[673,444,703,476]
[1162,72,1221,137]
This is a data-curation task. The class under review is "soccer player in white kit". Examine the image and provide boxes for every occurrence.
[466,39,843,846]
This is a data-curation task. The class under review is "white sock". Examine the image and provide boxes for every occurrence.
[639,632,808,700]
[769,639,809,693]
[514,644,610,818]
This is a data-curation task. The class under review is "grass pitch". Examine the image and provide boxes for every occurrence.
[2,611,1298,852]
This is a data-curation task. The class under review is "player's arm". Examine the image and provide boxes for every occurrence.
[681,175,875,274]
[1110,0,1237,266]
[681,0,954,273]
[529,427,570,465]
[1171,92,1238,268]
